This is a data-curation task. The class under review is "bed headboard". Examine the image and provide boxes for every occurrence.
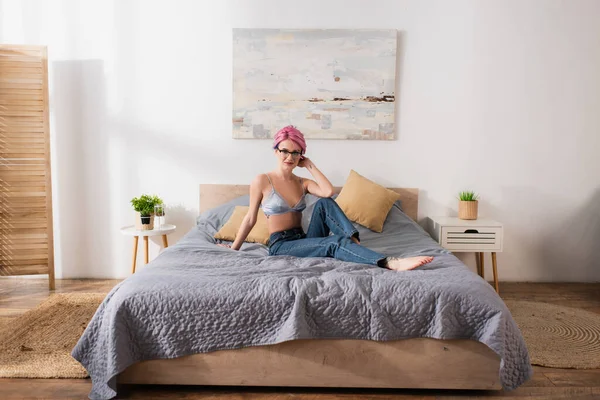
[199,184,419,222]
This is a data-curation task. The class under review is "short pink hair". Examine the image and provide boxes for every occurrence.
[273,125,306,154]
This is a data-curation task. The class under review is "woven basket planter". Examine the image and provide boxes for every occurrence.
[135,213,155,230]
[458,200,478,220]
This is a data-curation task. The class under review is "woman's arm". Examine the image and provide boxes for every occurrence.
[299,157,334,198]
[230,175,264,250]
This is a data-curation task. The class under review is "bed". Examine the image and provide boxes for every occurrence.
[72,185,532,400]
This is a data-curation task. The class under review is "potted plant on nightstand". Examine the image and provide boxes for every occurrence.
[458,190,479,220]
[130,194,163,230]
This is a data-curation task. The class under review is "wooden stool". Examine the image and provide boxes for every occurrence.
[120,224,176,273]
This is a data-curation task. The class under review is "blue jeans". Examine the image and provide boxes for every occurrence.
[268,198,387,267]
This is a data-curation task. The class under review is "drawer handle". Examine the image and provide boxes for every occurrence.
[464,229,479,234]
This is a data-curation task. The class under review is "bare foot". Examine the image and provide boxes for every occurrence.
[386,256,433,271]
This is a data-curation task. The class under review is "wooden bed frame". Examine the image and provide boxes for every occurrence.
[118,184,502,390]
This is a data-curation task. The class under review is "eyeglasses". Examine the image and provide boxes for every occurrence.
[277,148,302,159]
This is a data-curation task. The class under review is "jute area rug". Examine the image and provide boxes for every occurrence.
[0,294,599,378]
[504,300,600,369]
[0,293,104,378]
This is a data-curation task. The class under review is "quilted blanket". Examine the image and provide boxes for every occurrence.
[72,197,532,399]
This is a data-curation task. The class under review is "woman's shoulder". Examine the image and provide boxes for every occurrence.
[252,173,270,188]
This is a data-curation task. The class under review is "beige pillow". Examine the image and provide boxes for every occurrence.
[214,206,270,245]
[335,170,400,233]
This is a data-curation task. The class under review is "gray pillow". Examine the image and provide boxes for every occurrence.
[196,195,249,233]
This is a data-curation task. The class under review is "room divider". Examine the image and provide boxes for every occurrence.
[0,45,55,289]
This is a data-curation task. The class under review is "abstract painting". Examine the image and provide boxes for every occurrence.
[232,29,397,140]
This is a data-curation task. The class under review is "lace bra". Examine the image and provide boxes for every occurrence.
[261,174,307,216]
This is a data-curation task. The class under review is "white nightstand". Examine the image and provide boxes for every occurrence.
[120,224,176,274]
[428,217,503,293]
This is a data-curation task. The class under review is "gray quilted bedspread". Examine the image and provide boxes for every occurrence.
[72,197,532,399]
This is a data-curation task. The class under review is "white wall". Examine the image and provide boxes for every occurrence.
[1,0,599,281]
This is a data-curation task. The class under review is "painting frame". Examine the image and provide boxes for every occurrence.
[232,29,397,140]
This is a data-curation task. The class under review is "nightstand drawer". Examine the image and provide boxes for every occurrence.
[441,226,503,251]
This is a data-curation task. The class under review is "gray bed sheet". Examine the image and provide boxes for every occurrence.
[72,195,532,399]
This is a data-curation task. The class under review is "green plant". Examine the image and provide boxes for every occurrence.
[130,194,163,217]
[458,191,479,201]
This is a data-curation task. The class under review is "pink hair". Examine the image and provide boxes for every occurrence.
[273,125,306,154]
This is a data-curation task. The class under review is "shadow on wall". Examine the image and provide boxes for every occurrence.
[418,186,600,282]
[52,59,113,278]
[486,185,600,282]
[52,61,206,277]
[538,187,600,282]
[79,103,215,274]
[417,189,455,228]
[106,116,225,221]
[149,203,195,247]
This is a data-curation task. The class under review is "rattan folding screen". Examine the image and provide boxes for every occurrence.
[0,45,55,289]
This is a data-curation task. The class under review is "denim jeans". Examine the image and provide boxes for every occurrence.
[268,198,387,267]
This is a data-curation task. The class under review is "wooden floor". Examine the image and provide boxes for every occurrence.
[1,279,599,399]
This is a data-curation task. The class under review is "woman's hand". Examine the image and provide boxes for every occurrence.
[217,243,232,249]
[298,156,312,169]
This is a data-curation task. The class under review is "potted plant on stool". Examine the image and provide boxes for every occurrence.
[458,190,479,220]
[130,194,163,230]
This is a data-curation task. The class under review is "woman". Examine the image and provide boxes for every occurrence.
[223,125,433,271]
